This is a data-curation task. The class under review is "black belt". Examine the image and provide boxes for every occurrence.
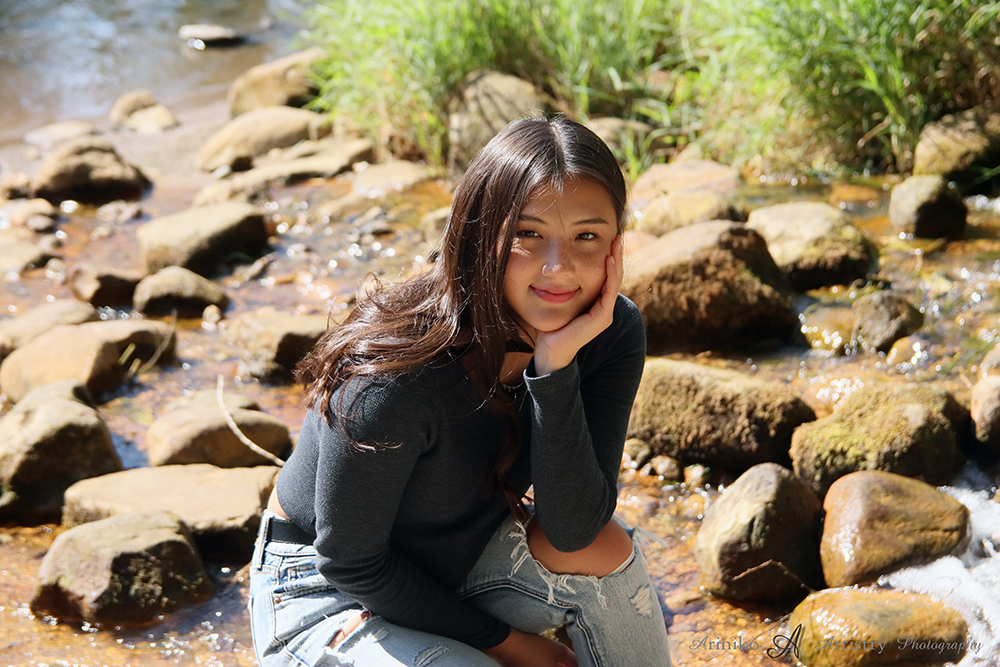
[266,515,316,545]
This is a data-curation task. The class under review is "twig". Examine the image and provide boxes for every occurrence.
[216,374,284,467]
[730,559,818,595]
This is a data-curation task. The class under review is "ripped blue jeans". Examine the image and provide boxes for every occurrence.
[248,511,672,667]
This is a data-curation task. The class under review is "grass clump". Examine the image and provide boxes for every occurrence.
[303,0,680,166]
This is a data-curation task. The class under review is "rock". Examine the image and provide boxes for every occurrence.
[165,389,259,414]
[447,71,550,172]
[633,191,746,236]
[694,463,823,600]
[622,438,653,470]
[68,263,144,306]
[586,117,671,165]
[133,266,230,317]
[971,375,1000,457]
[0,380,121,523]
[97,200,142,223]
[30,137,150,205]
[193,138,375,206]
[228,48,324,117]
[146,407,291,467]
[851,290,924,353]
[889,175,967,238]
[76,319,177,370]
[913,107,1000,191]
[982,342,1000,376]
[121,105,179,134]
[619,221,797,349]
[0,171,31,199]
[630,159,741,206]
[0,231,57,274]
[0,299,99,361]
[799,304,854,355]
[352,160,433,198]
[197,106,329,172]
[226,308,329,382]
[63,464,279,561]
[8,198,60,231]
[136,202,268,275]
[0,325,123,403]
[788,588,967,667]
[419,206,450,245]
[644,456,682,481]
[820,470,968,587]
[745,201,876,290]
[790,381,968,497]
[23,120,95,149]
[109,89,158,126]
[628,359,815,468]
[179,23,244,46]
[885,335,932,367]
[31,510,212,624]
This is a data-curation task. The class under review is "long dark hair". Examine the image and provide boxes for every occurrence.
[297,116,627,497]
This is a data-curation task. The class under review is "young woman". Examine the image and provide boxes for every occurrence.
[248,117,672,667]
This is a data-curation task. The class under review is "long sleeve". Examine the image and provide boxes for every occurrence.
[523,295,646,552]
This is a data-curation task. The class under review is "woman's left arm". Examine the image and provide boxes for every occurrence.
[524,293,646,552]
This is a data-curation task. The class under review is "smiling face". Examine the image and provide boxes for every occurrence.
[503,177,618,343]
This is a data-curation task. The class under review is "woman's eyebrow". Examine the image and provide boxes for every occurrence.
[517,214,611,225]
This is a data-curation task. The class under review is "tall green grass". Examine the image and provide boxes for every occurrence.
[303,0,679,166]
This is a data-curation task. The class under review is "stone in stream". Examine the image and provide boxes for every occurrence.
[0,380,121,524]
[7,198,60,232]
[225,308,330,382]
[745,201,877,290]
[790,381,968,497]
[30,137,150,205]
[627,359,816,469]
[68,263,144,307]
[197,106,329,172]
[971,375,1000,458]
[76,319,177,370]
[447,71,552,173]
[0,324,124,403]
[31,510,212,625]
[227,48,324,117]
[109,89,178,134]
[788,588,967,667]
[694,463,824,600]
[820,470,968,587]
[851,290,924,353]
[629,159,741,207]
[619,221,798,350]
[179,23,245,47]
[146,407,291,468]
[799,303,855,355]
[913,107,1000,191]
[63,464,279,562]
[1,171,31,199]
[981,342,1000,376]
[889,175,967,238]
[165,389,259,414]
[133,266,230,318]
[0,228,57,274]
[632,190,747,237]
[0,298,99,361]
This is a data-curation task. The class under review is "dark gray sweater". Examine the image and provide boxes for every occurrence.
[276,295,646,649]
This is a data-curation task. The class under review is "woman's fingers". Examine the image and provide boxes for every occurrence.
[328,610,371,649]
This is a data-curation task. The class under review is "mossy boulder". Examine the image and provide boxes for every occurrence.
[790,382,967,497]
[627,358,816,469]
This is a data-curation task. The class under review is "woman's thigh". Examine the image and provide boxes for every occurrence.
[248,512,498,667]
[457,515,672,667]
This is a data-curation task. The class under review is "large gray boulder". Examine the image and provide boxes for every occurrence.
[620,221,797,349]
[889,175,967,238]
[226,308,329,382]
[627,359,815,468]
[30,137,150,204]
[694,463,824,600]
[790,382,968,496]
[447,71,550,172]
[133,266,230,317]
[913,107,1000,190]
[197,106,329,172]
[0,324,123,403]
[745,201,876,290]
[0,299,99,361]
[31,510,212,624]
[227,48,323,117]
[136,202,268,275]
[851,290,924,353]
[146,407,291,467]
[0,380,121,523]
[820,470,968,587]
[63,464,279,561]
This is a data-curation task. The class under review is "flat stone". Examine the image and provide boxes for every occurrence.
[226,308,329,382]
[133,266,230,317]
[146,407,291,467]
[0,299,99,361]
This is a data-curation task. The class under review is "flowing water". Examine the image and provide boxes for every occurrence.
[3,3,1000,665]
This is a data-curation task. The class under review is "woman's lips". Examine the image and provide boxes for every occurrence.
[531,286,579,303]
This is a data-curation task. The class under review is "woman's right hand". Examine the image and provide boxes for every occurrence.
[483,628,578,667]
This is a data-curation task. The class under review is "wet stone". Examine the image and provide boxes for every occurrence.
[851,290,924,353]
[0,298,99,361]
[889,175,967,238]
[820,470,969,587]
[68,263,144,307]
[133,266,230,318]
[146,406,291,468]
[226,308,329,382]
[197,106,328,172]
[971,375,1000,458]
[31,510,212,625]
[30,137,150,205]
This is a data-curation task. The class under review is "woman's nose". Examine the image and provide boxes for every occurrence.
[541,241,572,276]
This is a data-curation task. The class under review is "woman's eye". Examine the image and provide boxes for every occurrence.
[516,229,541,238]
[577,232,599,240]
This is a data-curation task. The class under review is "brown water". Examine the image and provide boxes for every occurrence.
[3,169,1000,665]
